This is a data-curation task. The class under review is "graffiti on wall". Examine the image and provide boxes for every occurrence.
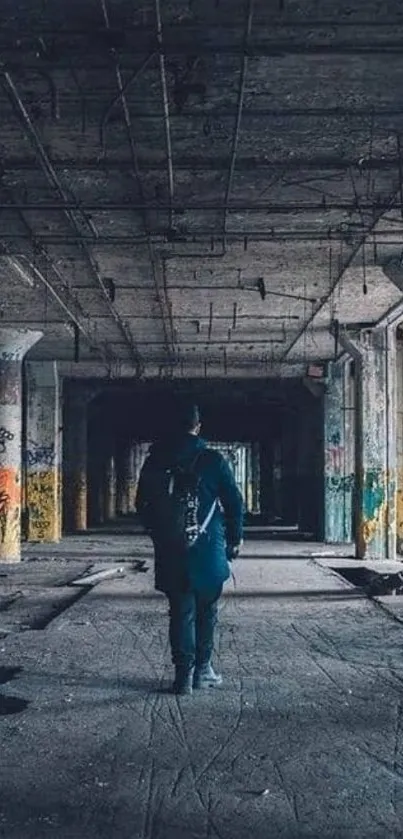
[325,430,344,474]
[0,427,15,455]
[0,467,20,556]
[26,440,55,468]
[0,368,20,405]
[359,469,387,553]
[325,474,354,494]
[26,470,57,542]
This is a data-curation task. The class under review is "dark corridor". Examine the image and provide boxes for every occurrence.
[85,379,324,539]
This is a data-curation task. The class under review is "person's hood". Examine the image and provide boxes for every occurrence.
[147,433,207,468]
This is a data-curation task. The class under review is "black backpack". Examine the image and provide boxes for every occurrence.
[140,451,216,551]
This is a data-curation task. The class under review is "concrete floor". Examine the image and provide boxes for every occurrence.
[1,535,403,838]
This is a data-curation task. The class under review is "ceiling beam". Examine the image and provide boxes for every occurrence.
[1,201,401,213]
[3,156,402,172]
[5,41,403,59]
[2,230,403,245]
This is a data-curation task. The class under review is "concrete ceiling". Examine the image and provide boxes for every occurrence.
[1,0,403,379]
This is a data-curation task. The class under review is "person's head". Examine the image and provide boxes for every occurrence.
[173,399,201,435]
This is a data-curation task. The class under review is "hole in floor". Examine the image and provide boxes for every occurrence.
[332,566,403,596]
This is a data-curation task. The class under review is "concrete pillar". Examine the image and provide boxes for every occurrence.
[104,453,116,521]
[341,327,397,559]
[0,328,42,562]
[24,362,61,542]
[324,360,355,544]
[63,386,98,533]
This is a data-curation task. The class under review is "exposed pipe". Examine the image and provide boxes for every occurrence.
[99,0,175,362]
[11,104,401,120]
[2,229,403,245]
[6,32,403,56]
[1,72,95,237]
[155,0,174,230]
[1,250,107,358]
[223,0,254,245]
[3,199,398,213]
[3,18,403,36]
[0,69,143,373]
[6,155,403,172]
[0,180,112,362]
[110,339,287,346]
[282,184,403,360]
[99,52,156,153]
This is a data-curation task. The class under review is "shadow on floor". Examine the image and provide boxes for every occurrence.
[0,667,29,716]
[88,589,366,601]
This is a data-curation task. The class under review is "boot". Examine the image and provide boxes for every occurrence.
[193,662,223,689]
[172,666,194,696]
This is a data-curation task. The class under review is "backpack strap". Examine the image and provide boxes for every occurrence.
[199,500,217,534]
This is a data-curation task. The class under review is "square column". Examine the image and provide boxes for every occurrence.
[324,360,355,544]
[24,362,61,542]
[341,328,397,560]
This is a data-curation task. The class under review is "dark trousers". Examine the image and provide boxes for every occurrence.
[167,587,222,670]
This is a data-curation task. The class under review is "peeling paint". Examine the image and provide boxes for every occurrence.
[357,469,396,556]
[324,362,354,544]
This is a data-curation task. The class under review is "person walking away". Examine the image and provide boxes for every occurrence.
[136,402,243,695]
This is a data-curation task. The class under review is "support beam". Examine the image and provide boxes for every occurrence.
[340,328,397,559]
[0,328,42,562]
[24,361,61,542]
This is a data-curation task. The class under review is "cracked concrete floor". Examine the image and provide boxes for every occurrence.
[1,535,403,838]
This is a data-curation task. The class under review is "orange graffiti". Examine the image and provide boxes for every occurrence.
[0,467,20,509]
[0,467,21,559]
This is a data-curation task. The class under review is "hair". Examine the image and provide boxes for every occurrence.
[174,399,200,433]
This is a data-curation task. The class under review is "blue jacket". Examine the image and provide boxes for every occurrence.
[136,433,244,594]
